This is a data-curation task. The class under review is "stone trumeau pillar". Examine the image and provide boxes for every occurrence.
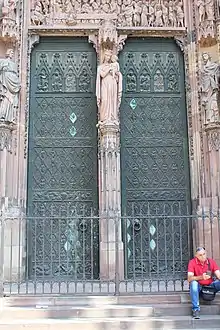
[90,21,127,280]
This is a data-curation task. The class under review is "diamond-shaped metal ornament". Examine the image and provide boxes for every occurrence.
[149,225,156,236]
[150,239,156,251]
[130,99,137,110]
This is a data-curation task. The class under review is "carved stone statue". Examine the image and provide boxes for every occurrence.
[196,0,215,44]
[200,53,220,124]
[197,0,205,22]
[2,0,17,20]
[0,49,21,123]
[96,50,122,123]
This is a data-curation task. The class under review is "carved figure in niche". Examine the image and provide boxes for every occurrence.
[0,49,20,123]
[51,70,62,92]
[140,5,148,26]
[133,1,142,26]
[96,50,122,123]
[155,4,163,27]
[148,3,155,26]
[205,0,214,20]
[81,0,95,13]
[176,1,184,27]
[78,68,91,92]
[197,0,205,22]
[126,69,137,92]
[121,0,133,26]
[2,0,17,20]
[200,53,220,124]
[161,1,169,26]
[37,70,49,92]
[168,2,175,26]
[140,70,150,92]
[31,1,45,25]
[154,70,164,92]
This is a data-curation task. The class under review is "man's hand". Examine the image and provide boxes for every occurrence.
[202,273,211,280]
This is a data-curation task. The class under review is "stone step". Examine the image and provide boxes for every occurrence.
[5,293,220,307]
[0,315,220,329]
[1,303,220,320]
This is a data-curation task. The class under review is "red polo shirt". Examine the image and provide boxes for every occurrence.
[188,257,219,285]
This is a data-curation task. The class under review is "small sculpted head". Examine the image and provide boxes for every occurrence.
[202,52,211,65]
[103,49,113,63]
[6,48,14,59]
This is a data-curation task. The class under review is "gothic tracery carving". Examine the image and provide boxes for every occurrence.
[30,0,185,28]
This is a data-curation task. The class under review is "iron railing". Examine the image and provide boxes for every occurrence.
[0,209,220,296]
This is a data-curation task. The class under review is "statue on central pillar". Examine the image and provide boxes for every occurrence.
[96,49,122,124]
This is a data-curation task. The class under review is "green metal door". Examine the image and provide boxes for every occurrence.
[27,37,99,279]
[120,38,192,279]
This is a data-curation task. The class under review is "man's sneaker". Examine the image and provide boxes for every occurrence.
[192,310,200,319]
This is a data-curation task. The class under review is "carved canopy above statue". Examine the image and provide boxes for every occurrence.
[30,0,185,28]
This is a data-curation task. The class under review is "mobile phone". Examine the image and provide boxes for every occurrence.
[206,271,212,276]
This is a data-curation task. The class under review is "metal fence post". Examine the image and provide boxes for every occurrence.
[0,212,5,311]
[115,213,120,296]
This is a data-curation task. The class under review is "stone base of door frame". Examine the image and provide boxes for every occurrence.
[99,241,124,281]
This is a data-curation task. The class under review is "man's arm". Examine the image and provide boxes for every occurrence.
[210,259,220,279]
[214,270,220,279]
[187,272,209,283]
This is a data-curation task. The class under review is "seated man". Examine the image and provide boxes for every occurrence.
[187,247,220,319]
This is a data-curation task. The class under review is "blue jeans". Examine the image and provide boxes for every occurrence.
[190,280,220,311]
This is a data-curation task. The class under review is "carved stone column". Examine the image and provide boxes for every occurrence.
[98,122,124,280]
[94,20,126,280]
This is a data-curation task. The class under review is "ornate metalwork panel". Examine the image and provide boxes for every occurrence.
[27,37,99,279]
[120,38,192,279]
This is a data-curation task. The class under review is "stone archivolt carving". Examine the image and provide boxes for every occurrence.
[96,49,122,124]
[30,0,185,28]
[0,0,18,41]
[196,0,216,45]
[200,53,220,125]
[0,49,21,124]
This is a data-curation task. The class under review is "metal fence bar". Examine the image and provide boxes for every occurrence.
[0,214,4,297]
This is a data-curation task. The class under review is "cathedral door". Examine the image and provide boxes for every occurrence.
[27,37,99,279]
[120,38,192,279]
